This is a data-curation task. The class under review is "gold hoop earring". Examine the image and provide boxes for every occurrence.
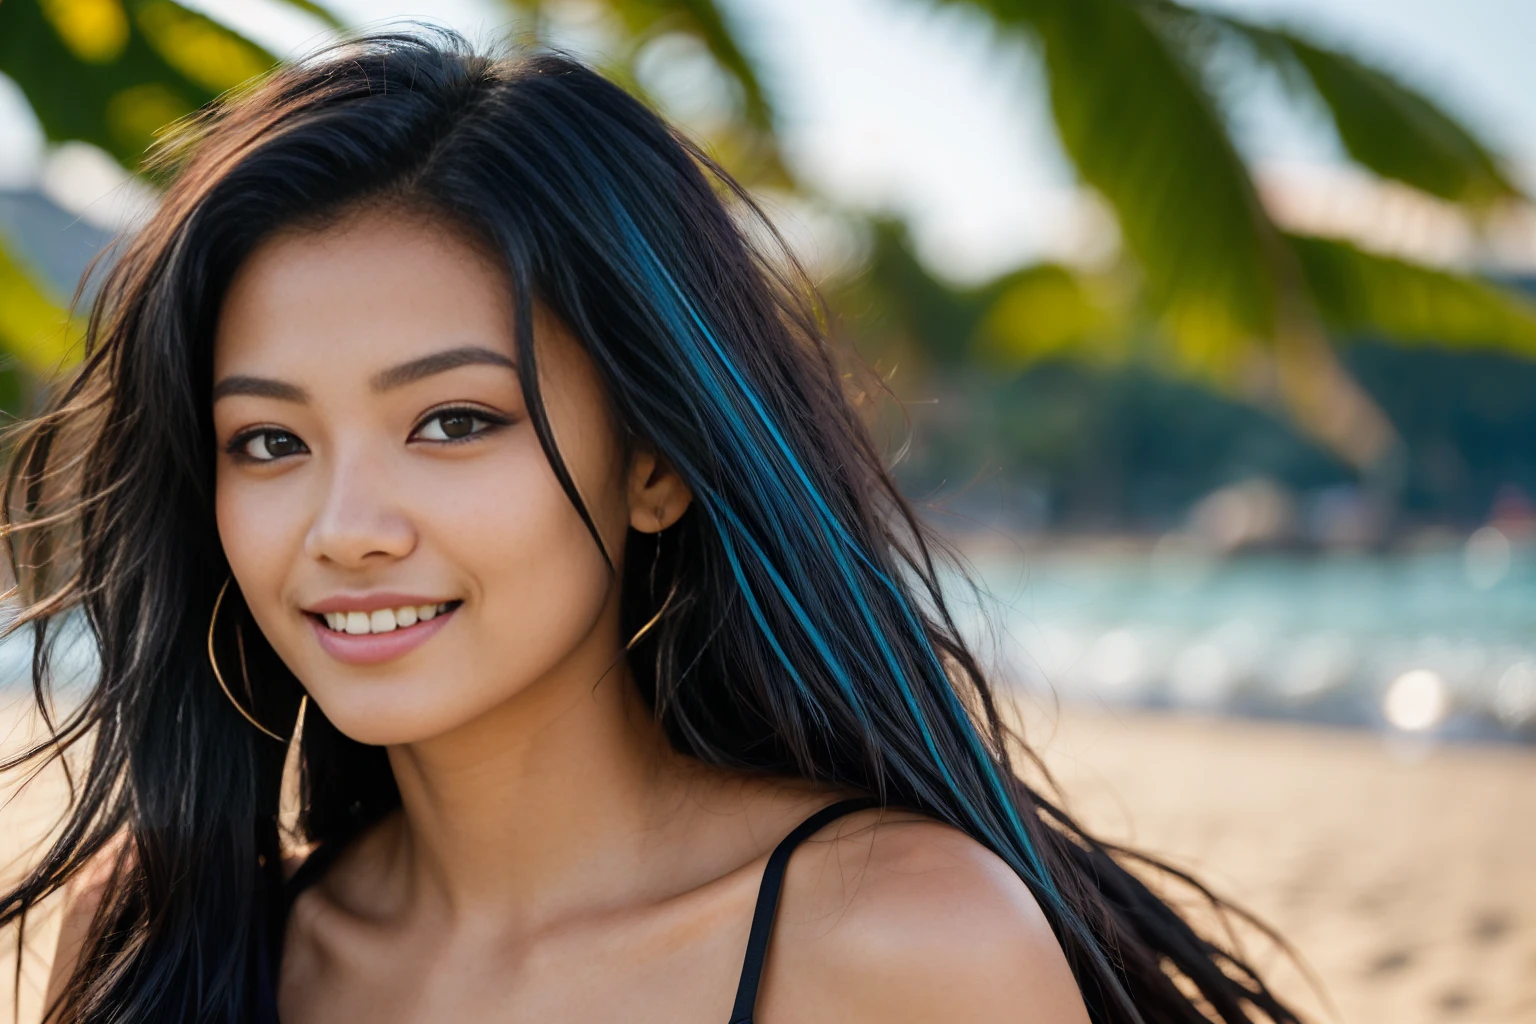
[625,526,678,651]
[208,578,301,742]
[625,580,678,651]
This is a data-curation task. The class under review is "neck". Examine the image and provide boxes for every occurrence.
[383,629,705,929]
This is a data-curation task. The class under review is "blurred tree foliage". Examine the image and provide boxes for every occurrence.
[0,0,340,375]
[2,0,1534,481]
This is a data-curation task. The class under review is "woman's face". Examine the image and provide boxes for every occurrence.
[212,207,683,745]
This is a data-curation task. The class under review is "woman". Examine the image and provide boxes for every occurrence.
[0,32,1301,1023]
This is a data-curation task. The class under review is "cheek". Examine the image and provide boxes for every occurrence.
[215,469,307,610]
[434,438,619,672]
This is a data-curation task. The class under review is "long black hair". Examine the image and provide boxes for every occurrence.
[1,31,1302,1023]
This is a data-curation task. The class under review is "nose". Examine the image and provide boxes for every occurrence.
[303,452,418,568]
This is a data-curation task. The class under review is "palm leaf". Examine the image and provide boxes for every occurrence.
[0,0,307,375]
[269,0,344,29]
[1175,7,1522,207]
[965,0,1288,376]
[0,241,82,374]
[0,0,281,170]
[1292,235,1536,351]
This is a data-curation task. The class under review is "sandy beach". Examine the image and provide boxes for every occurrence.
[2,696,1533,1023]
[1014,703,1536,1024]
[0,695,71,1024]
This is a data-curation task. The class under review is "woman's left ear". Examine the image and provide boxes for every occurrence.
[627,446,692,533]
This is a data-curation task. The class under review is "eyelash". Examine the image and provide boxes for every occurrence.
[224,406,511,464]
[409,405,511,445]
[225,427,306,464]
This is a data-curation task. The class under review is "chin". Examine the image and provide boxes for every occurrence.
[304,678,487,747]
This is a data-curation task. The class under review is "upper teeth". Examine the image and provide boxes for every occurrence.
[323,604,448,634]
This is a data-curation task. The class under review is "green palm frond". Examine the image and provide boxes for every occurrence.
[268,0,344,28]
[1181,9,1523,206]
[949,0,1536,465]
[0,242,83,374]
[1293,235,1536,351]
[0,0,288,170]
[966,0,1284,374]
[0,0,310,382]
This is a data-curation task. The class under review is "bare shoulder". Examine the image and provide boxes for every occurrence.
[761,808,1091,1024]
[45,833,132,1011]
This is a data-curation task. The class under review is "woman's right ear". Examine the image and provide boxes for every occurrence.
[627,446,692,533]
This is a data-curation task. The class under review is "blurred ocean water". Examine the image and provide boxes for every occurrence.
[955,532,1536,744]
[0,612,98,704]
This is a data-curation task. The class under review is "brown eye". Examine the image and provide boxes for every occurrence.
[440,413,475,438]
[413,408,502,443]
[239,430,307,461]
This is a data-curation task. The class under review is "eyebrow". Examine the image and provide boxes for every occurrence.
[211,376,308,403]
[211,345,518,403]
[369,345,518,392]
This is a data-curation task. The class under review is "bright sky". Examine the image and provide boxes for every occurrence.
[1,0,1532,282]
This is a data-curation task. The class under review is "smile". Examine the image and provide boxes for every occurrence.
[306,600,462,665]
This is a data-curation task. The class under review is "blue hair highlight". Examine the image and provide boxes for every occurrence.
[601,194,1064,902]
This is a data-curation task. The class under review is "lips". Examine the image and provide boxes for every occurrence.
[304,596,461,666]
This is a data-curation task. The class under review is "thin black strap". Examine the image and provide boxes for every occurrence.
[728,796,879,1024]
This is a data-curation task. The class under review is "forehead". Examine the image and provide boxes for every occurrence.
[214,208,515,376]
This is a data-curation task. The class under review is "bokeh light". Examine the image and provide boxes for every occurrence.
[1383,668,1451,732]
[1464,525,1512,590]
[1495,660,1536,726]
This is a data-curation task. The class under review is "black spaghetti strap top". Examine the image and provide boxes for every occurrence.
[259,796,878,1023]
[727,796,877,1022]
